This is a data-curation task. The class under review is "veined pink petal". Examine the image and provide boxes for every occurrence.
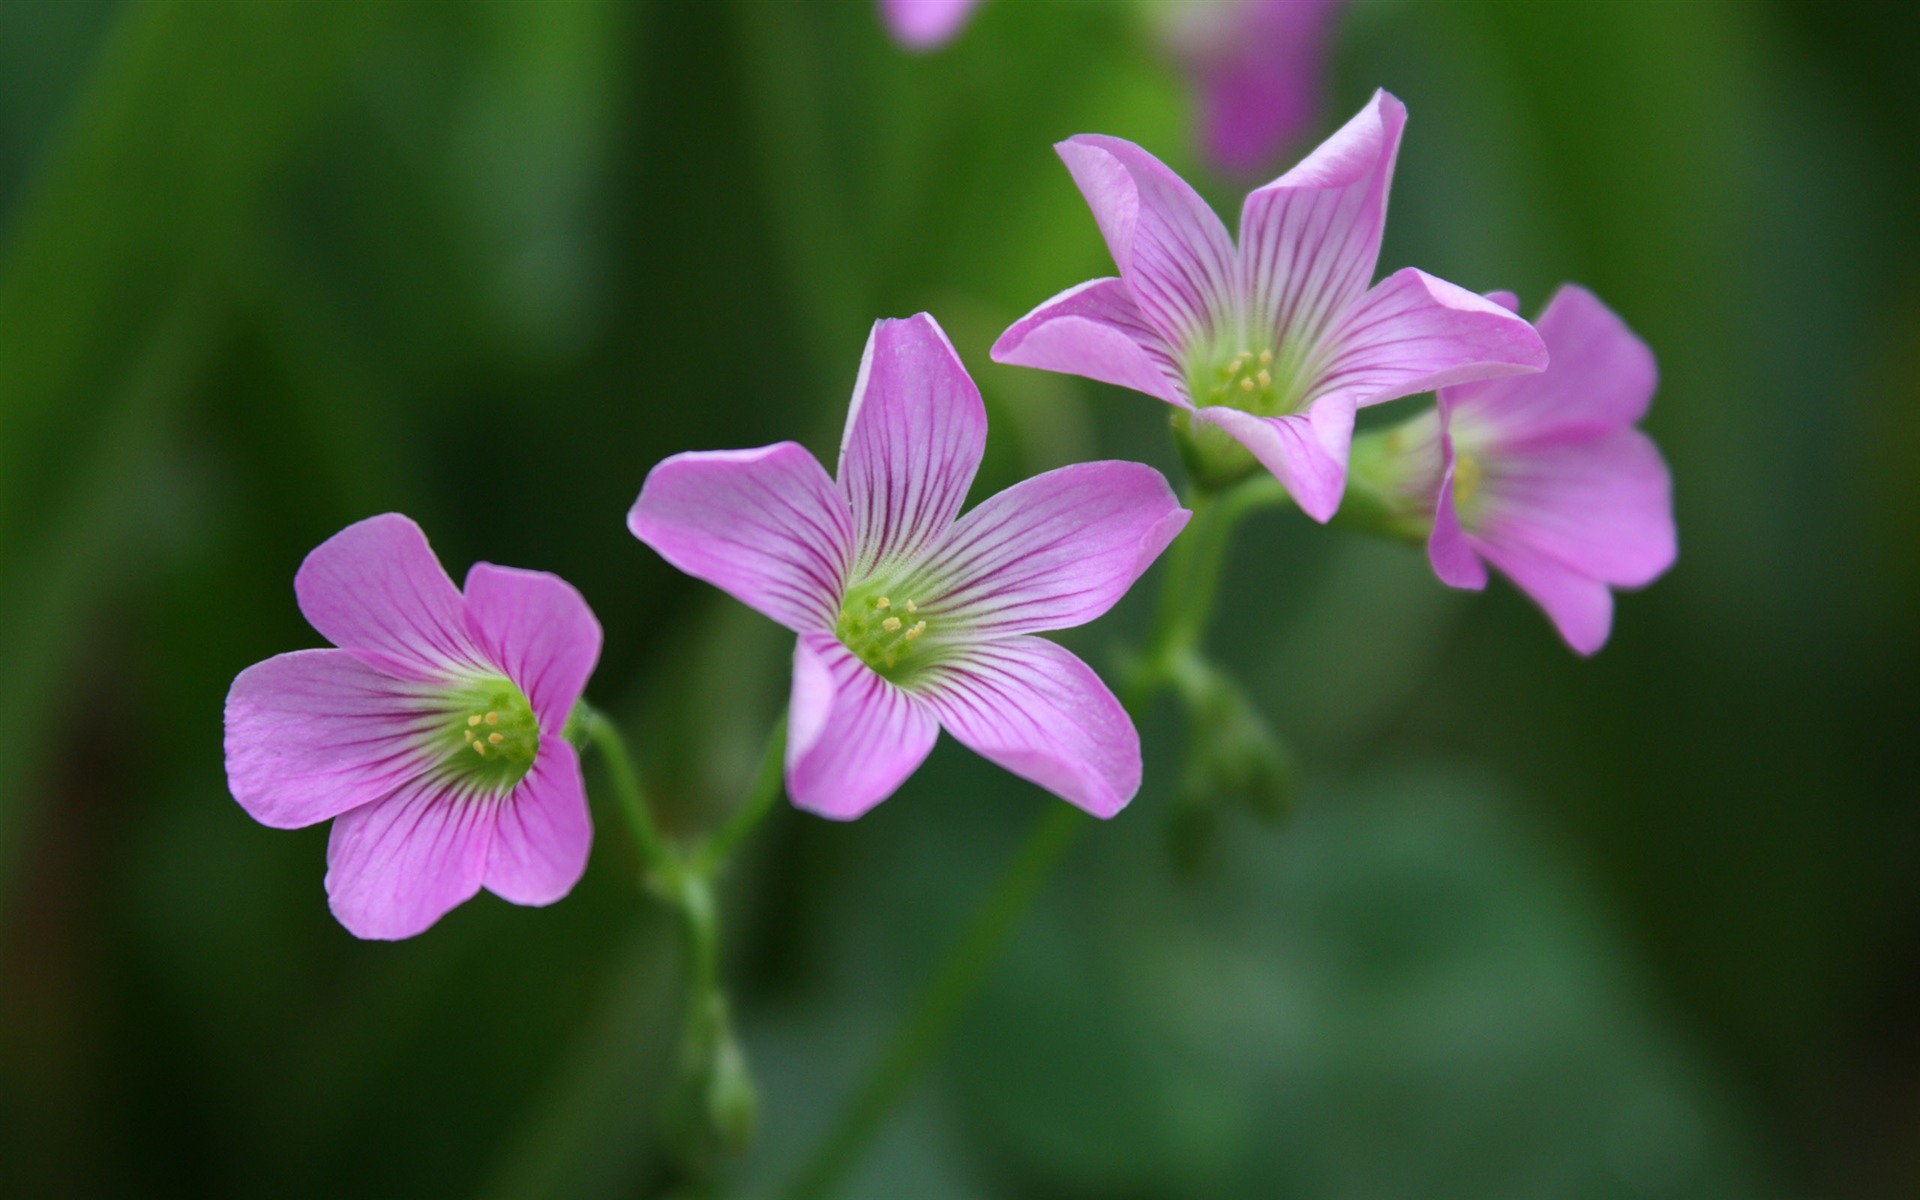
[325,777,495,940]
[879,0,982,50]
[1478,429,1676,587]
[1475,536,1615,656]
[1237,89,1404,347]
[919,638,1139,818]
[1056,135,1238,348]
[991,278,1193,408]
[224,649,445,830]
[463,563,602,732]
[1196,393,1356,522]
[1186,0,1344,176]
[1313,267,1548,409]
[838,315,987,577]
[629,443,854,634]
[1445,285,1658,449]
[786,632,939,819]
[484,735,591,907]
[910,461,1190,634]
[1427,444,1488,590]
[295,513,485,679]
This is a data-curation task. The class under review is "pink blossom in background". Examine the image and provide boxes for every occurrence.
[1161,0,1345,176]
[879,0,983,51]
[1424,285,1676,654]
[224,514,601,939]
[993,90,1546,521]
[629,314,1188,820]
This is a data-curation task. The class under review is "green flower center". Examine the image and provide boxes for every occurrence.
[438,676,540,790]
[836,582,930,682]
[1188,340,1315,418]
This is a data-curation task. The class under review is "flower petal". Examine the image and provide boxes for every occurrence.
[837,315,987,577]
[463,563,602,732]
[879,0,982,50]
[224,648,443,830]
[1182,0,1342,176]
[1195,394,1356,522]
[919,638,1139,818]
[629,443,854,634]
[484,735,591,907]
[907,461,1190,635]
[1056,134,1238,348]
[1237,89,1404,348]
[1428,440,1489,590]
[1475,537,1615,656]
[991,278,1193,407]
[1312,268,1549,409]
[325,777,495,940]
[295,513,485,678]
[1445,284,1658,448]
[785,631,939,820]
[1478,429,1677,587]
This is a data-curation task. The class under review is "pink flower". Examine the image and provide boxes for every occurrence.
[1424,285,1676,654]
[629,314,1189,820]
[878,0,983,51]
[224,515,602,939]
[992,90,1547,521]
[1161,0,1345,176]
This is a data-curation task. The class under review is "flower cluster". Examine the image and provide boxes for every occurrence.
[223,87,1673,941]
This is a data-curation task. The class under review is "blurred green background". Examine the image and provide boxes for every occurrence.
[1,0,1915,1196]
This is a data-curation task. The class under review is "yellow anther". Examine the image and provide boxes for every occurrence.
[882,616,902,632]
[874,596,891,611]
[904,621,925,641]
[1239,378,1255,393]
[1256,369,1272,388]
[1259,349,1273,366]
[488,732,504,745]
[472,741,488,756]
[904,600,917,613]
[485,711,499,726]
[468,714,483,727]
[464,728,474,742]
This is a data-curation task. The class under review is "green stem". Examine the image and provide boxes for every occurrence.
[577,702,673,878]
[780,473,1283,1200]
[781,804,1084,1200]
[695,714,788,875]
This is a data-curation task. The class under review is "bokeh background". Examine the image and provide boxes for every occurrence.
[2,0,1916,1196]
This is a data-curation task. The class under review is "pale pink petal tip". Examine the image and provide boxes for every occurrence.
[879,0,983,50]
[227,512,605,937]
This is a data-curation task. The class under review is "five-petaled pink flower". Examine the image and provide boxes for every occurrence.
[878,0,982,51]
[224,514,602,939]
[1424,285,1677,654]
[992,89,1548,521]
[1161,0,1345,176]
[629,314,1189,820]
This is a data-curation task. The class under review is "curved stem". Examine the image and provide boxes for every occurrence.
[578,701,673,878]
[695,714,788,875]
[779,472,1282,1200]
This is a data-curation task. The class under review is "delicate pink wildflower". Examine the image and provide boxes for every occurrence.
[879,0,983,51]
[1160,0,1345,176]
[224,514,602,939]
[629,314,1189,819]
[1423,286,1676,654]
[992,89,1547,521]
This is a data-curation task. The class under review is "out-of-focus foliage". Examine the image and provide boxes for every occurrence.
[0,0,1914,1197]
